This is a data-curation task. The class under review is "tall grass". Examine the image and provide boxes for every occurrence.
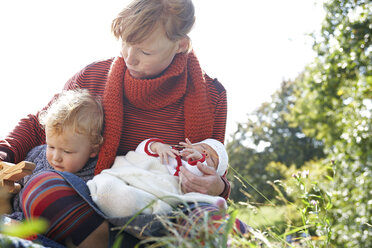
[130,166,335,248]
[0,165,334,247]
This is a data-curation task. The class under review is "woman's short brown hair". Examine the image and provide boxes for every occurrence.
[112,0,195,52]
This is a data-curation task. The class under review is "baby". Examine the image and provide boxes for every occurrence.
[87,138,229,218]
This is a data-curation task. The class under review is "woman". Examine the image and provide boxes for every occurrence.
[0,0,243,247]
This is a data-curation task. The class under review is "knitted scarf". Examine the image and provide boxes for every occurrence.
[95,51,214,175]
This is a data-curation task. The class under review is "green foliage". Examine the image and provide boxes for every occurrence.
[1,219,48,240]
[138,207,244,248]
[237,204,289,233]
[289,0,371,150]
[227,165,336,248]
[287,0,372,246]
[227,0,371,246]
[227,79,325,203]
[288,166,333,246]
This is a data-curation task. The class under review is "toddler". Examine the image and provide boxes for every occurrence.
[9,89,104,220]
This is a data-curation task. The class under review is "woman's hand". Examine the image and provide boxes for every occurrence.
[179,161,225,196]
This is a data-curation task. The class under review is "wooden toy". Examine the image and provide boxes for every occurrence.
[0,161,35,193]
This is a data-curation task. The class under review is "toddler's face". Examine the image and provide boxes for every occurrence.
[193,143,219,170]
[45,127,97,173]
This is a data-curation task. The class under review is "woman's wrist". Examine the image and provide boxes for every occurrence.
[0,148,14,162]
[218,176,230,199]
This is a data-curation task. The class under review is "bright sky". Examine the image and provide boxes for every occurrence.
[0,0,325,142]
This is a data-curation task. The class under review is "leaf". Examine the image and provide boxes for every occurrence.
[1,219,48,239]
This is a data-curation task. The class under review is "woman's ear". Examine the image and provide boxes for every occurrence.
[176,37,189,53]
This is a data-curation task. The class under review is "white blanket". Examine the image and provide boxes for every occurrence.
[87,151,226,218]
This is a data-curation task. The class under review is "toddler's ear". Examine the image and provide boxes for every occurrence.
[90,145,100,158]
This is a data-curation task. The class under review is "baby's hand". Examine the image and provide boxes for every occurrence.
[181,148,203,162]
[151,142,180,164]
[179,138,193,149]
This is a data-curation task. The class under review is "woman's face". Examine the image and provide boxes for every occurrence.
[121,26,186,79]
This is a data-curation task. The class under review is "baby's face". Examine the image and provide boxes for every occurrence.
[193,143,219,169]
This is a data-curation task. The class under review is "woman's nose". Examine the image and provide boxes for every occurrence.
[123,46,139,66]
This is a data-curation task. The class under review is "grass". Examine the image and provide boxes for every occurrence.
[237,205,288,229]
[1,167,334,247]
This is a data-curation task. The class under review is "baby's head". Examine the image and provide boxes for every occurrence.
[193,139,228,176]
[39,89,104,173]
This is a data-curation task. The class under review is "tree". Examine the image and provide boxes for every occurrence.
[288,0,371,246]
[227,80,325,203]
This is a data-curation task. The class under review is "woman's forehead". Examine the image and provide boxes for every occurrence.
[130,25,174,50]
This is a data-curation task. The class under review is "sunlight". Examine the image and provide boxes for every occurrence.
[0,0,325,139]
